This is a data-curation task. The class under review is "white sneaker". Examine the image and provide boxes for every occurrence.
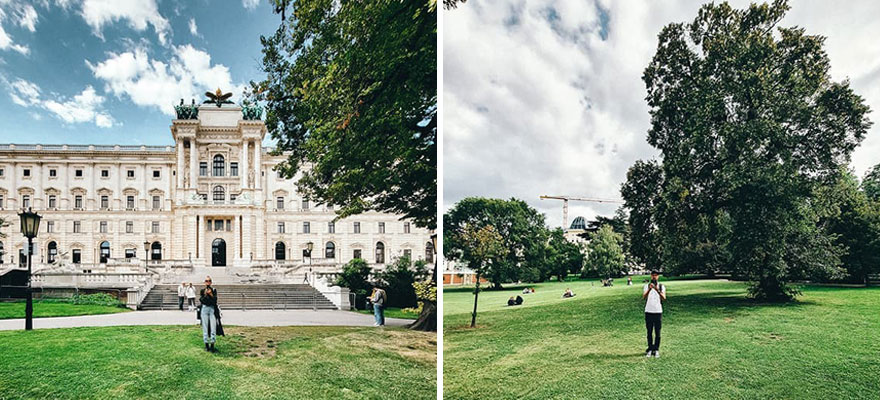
[653,351,660,358]
[645,351,652,358]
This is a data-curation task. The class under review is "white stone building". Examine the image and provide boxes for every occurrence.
[0,102,434,289]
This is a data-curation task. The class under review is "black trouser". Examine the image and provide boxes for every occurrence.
[178,296,185,310]
[645,312,662,351]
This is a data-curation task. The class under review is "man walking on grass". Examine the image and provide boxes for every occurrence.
[642,271,666,358]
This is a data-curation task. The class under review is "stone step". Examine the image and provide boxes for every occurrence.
[139,283,338,311]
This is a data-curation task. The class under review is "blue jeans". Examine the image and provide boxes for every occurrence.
[201,305,217,344]
[373,304,384,326]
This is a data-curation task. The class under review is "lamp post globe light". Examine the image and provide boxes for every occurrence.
[18,208,41,331]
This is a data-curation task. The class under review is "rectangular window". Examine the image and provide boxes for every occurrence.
[99,221,107,233]
[153,170,160,178]
[151,221,159,233]
[302,199,309,210]
[214,220,223,231]
[73,221,81,233]
[354,222,360,234]
[0,195,4,208]
[230,162,238,176]
[404,249,412,260]
[378,222,385,234]
[72,249,81,264]
[125,249,136,259]
[75,169,83,177]
[353,249,362,259]
[49,169,57,177]
[48,195,56,209]
[47,221,54,233]
[199,162,207,176]
[152,195,160,210]
[404,222,411,234]
[101,169,109,177]
[74,195,83,209]
[303,222,310,234]
[226,219,231,231]
[278,222,285,233]
[127,170,135,178]
[100,196,109,209]
[21,195,30,209]
[207,220,212,232]
[0,168,4,176]
[126,221,133,233]
[276,197,284,209]
[23,169,30,177]
[328,222,335,233]
[126,196,135,209]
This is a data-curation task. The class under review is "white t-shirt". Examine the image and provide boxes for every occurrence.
[644,283,665,313]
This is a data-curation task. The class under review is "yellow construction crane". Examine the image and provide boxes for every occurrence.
[540,195,624,230]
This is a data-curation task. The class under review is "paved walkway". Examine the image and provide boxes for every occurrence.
[0,309,412,330]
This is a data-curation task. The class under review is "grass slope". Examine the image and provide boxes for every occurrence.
[0,325,436,399]
[443,279,880,399]
[0,302,129,319]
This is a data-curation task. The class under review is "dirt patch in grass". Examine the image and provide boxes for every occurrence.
[224,326,307,358]
[329,329,437,365]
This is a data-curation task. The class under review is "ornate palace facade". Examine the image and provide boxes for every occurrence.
[0,102,433,284]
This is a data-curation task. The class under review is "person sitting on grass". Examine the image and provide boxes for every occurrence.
[508,296,516,306]
[562,288,575,298]
[627,276,633,286]
[522,288,530,294]
[515,295,523,305]
[642,271,666,358]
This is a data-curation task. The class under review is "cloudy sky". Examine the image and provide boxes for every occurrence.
[0,0,277,146]
[444,0,880,229]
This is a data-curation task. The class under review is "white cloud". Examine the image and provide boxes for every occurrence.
[242,0,260,10]
[188,17,199,37]
[0,2,37,55]
[6,78,115,128]
[79,0,170,45]
[444,0,880,228]
[87,44,243,115]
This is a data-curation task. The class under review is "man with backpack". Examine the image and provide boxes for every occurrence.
[370,286,387,326]
[642,271,666,358]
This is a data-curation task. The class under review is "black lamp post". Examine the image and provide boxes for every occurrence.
[143,241,150,272]
[306,241,314,264]
[19,208,41,331]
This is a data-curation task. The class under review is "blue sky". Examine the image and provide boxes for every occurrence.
[0,0,279,146]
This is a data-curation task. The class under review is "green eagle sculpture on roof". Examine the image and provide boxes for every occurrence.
[203,88,234,107]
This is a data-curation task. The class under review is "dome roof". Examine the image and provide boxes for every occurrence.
[569,216,587,230]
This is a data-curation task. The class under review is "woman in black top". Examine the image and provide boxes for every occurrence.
[199,276,219,352]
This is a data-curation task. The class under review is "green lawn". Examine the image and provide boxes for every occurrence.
[443,278,880,399]
[0,325,436,399]
[0,301,130,319]
[356,307,419,320]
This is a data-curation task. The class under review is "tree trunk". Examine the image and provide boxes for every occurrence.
[470,274,481,328]
[409,262,437,332]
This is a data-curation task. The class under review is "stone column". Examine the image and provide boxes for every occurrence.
[9,161,16,209]
[34,162,42,210]
[189,139,197,191]
[240,141,248,188]
[198,214,206,261]
[176,141,184,189]
[253,141,261,190]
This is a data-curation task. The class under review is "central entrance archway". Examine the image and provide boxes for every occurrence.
[211,238,226,266]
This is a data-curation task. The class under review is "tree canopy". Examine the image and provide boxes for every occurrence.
[625,0,872,300]
[253,0,437,229]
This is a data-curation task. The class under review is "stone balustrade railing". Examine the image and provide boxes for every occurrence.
[33,272,153,288]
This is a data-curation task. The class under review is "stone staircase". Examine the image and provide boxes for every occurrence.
[139,284,337,310]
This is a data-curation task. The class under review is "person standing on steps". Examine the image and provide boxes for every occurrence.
[642,271,666,358]
[185,282,196,311]
[199,276,219,352]
[177,282,186,311]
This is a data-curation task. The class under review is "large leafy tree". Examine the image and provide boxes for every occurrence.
[629,0,871,300]
[545,228,585,282]
[444,197,548,289]
[862,164,880,202]
[253,0,437,229]
[458,224,507,328]
[583,225,626,279]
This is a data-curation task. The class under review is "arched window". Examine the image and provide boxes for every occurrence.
[213,154,225,176]
[375,242,385,264]
[325,241,336,259]
[100,241,110,263]
[275,242,286,260]
[426,241,434,263]
[151,242,162,260]
[47,241,57,264]
[213,186,225,201]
